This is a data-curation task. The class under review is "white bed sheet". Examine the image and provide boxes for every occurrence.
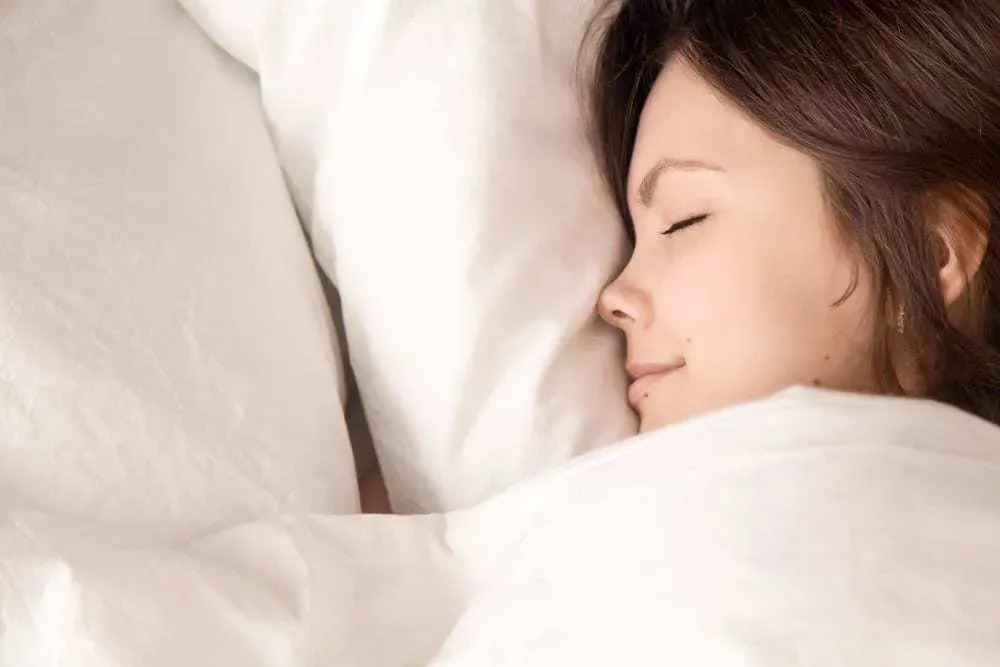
[3,388,1000,666]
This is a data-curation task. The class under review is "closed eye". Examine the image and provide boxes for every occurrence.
[661,213,709,236]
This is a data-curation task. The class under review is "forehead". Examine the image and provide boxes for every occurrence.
[628,58,808,195]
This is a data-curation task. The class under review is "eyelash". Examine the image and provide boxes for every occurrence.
[660,213,709,236]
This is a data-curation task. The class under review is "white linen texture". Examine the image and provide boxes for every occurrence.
[3,389,1000,666]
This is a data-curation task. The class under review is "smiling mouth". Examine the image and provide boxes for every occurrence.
[627,361,686,407]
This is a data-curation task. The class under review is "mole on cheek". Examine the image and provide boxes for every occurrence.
[812,378,824,387]
[823,355,831,361]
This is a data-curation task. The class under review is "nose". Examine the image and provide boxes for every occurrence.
[598,270,651,330]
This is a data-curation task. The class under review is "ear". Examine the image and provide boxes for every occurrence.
[931,190,989,308]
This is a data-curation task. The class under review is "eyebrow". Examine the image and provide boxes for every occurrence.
[636,158,726,208]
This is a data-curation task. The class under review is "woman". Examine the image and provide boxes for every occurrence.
[362,0,1000,511]
[590,0,1000,433]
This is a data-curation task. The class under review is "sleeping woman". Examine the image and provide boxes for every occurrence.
[362,0,1000,512]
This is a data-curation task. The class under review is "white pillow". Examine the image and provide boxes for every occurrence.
[181,0,638,512]
[0,0,359,541]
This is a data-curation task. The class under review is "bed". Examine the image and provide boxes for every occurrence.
[2,1,999,664]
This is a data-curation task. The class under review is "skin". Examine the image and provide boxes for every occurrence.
[360,466,392,513]
[598,57,882,433]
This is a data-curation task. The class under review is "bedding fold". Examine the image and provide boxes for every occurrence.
[0,507,462,667]
[3,389,1000,666]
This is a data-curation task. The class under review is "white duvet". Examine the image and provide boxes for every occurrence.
[3,388,1000,666]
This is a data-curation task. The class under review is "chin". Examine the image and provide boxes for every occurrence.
[638,409,683,433]
[638,401,709,433]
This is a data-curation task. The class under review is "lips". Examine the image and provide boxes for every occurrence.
[626,360,685,407]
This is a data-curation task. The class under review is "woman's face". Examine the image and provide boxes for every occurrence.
[599,57,878,432]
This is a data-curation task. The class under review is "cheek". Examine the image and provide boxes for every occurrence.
[648,242,756,342]
[652,235,869,373]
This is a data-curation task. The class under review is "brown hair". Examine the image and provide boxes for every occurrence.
[582,0,1000,424]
